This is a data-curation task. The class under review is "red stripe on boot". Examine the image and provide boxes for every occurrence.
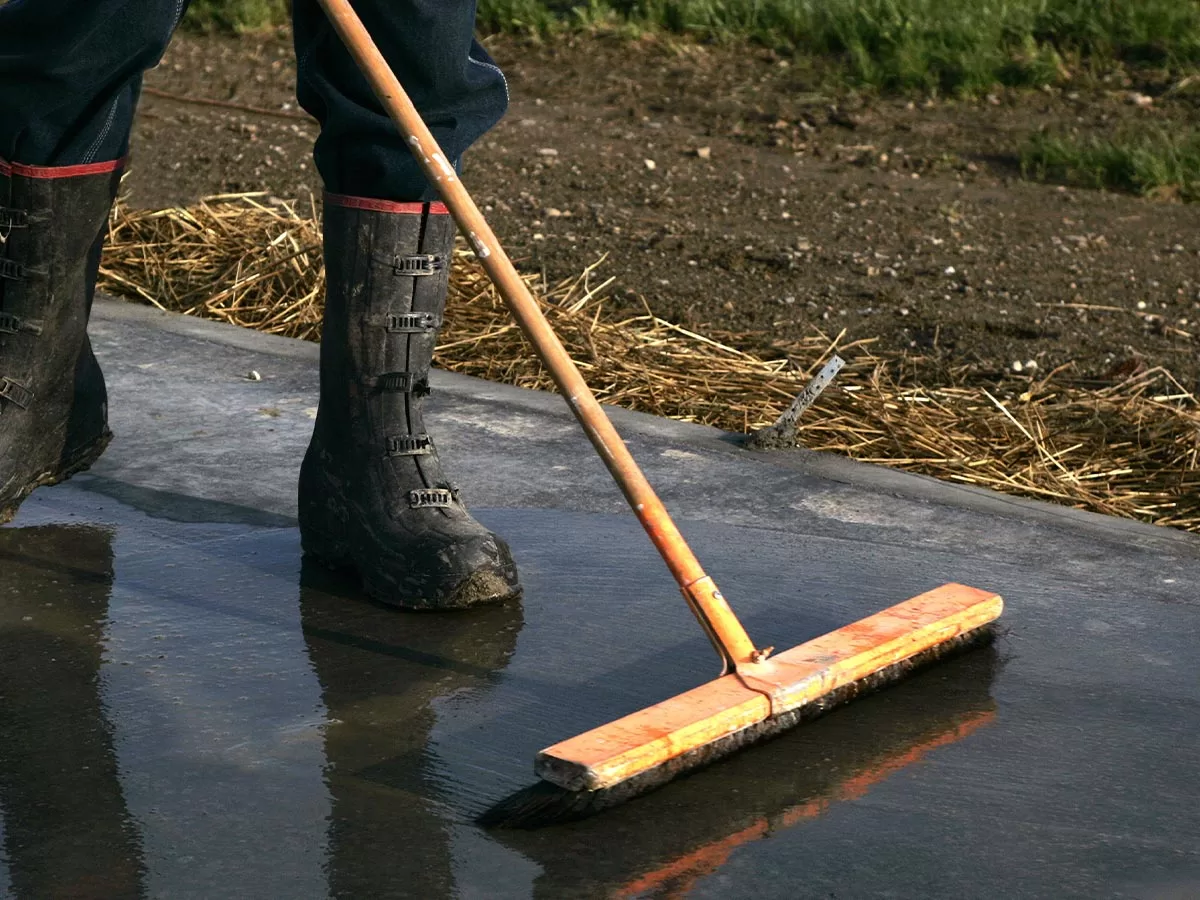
[325,193,448,215]
[0,158,125,179]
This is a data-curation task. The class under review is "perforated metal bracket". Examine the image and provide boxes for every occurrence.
[391,254,444,276]
[385,312,441,333]
[0,377,33,409]
[0,313,43,336]
[386,433,433,456]
[408,487,458,509]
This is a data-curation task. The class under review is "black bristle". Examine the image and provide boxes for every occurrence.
[479,623,997,829]
[476,781,595,829]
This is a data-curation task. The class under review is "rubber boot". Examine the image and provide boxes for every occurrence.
[299,195,521,609]
[0,159,121,525]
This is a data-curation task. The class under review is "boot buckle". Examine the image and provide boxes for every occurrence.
[387,433,433,456]
[377,372,430,395]
[0,313,43,336]
[0,259,28,281]
[408,487,458,509]
[0,376,33,410]
[391,254,444,277]
[0,208,29,239]
[385,312,442,333]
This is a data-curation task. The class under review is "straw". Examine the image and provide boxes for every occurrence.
[98,195,1200,533]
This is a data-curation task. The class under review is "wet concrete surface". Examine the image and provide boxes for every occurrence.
[1,299,1199,899]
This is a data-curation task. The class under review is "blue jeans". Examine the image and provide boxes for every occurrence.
[0,0,508,201]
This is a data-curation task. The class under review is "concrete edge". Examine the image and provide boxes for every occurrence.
[93,296,1200,555]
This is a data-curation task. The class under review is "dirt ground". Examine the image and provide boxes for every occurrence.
[127,29,1200,388]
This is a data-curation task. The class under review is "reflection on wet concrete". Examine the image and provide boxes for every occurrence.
[498,647,1000,899]
[0,506,1002,900]
[299,563,523,899]
[0,526,144,898]
[3,480,1199,898]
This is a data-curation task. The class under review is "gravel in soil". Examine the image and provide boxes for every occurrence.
[128,30,1200,390]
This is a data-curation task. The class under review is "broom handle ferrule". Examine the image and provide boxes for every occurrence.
[316,0,760,665]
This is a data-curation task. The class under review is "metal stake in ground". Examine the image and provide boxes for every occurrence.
[745,354,845,450]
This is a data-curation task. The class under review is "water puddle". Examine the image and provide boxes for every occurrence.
[2,480,1195,898]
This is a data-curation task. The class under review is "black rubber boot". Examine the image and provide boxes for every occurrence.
[299,195,521,609]
[0,159,120,524]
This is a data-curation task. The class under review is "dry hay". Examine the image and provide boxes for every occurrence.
[100,193,326,340]
[98,194,1200,533]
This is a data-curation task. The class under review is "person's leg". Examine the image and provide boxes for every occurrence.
[0,0,187,166]
[292,0,507,201]
[293,0,521,608]
[0,0,185,523]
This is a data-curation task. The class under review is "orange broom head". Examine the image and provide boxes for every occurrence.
[535,583,1002,794]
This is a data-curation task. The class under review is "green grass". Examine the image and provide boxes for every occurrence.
[183,0,1200,95]
[1021,127,1200,200]
[183,0,288,33]
[479,0,1200,93]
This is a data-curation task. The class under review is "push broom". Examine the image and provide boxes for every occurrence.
[316,0,1004,826]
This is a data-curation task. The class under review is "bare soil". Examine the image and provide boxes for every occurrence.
[127,29,1200,388]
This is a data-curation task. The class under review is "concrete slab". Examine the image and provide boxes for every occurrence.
[1,297,1197,899]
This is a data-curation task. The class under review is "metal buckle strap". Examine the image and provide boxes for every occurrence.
[0,208,29,230]
[0,376,33,409]
[391,254,444,276]
[0,313,43,336]
[377,372,430,395]
[385,312,442,333]
[408,487,458,509]
[386,433,433,457]
[0,258,28,281]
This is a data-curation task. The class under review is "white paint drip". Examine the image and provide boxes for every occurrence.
[468,231,491,259]
[431,153,457,182]
[407,136,441,181]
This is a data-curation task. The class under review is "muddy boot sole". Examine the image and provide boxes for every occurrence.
[0,427,112,525]
[301,527,522,610]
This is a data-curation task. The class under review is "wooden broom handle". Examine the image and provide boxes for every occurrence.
[316,0,763,668]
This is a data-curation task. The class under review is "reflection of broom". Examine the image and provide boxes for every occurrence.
[315,0,1002,825]
[494,647,1001,896]
[616,710,997,897]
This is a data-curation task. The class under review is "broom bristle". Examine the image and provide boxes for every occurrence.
[478,623,997,829]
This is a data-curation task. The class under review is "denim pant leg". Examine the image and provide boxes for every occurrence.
[0,0,187,166]
[292,0,508,202]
